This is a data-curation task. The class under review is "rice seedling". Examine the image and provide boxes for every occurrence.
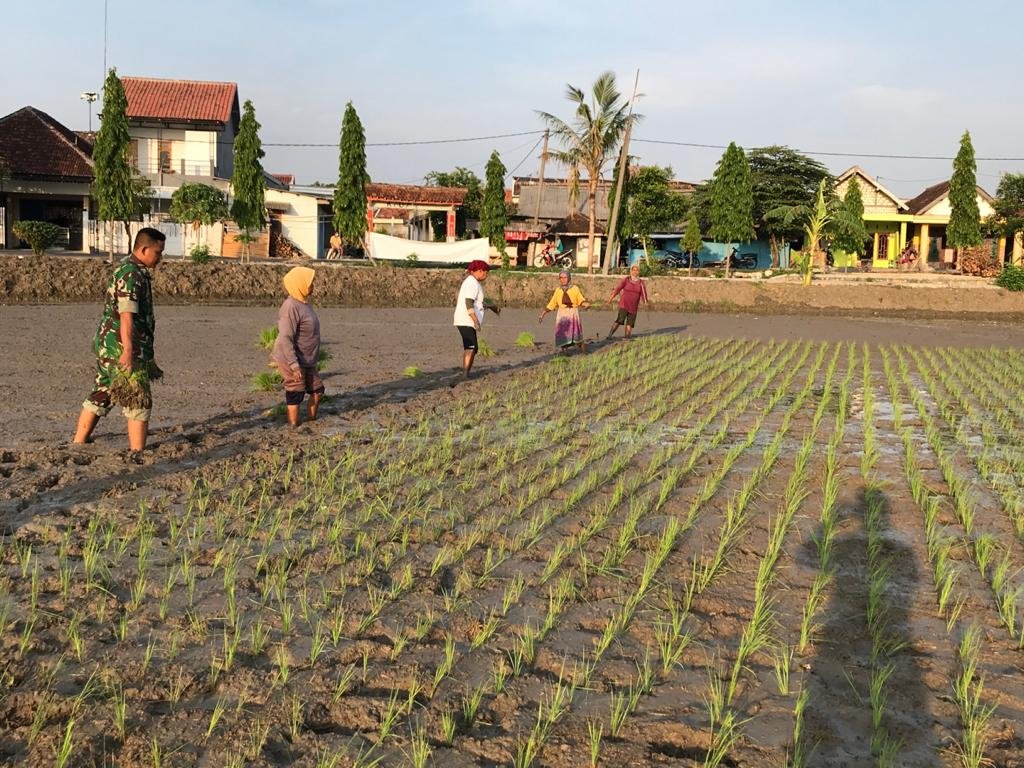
[439,708,457,745]
[257,326,279,350]
[205,696,229,741]
[516,331,536,347]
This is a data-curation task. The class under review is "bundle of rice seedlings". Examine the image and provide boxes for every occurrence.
[515,332,536,348]
[109,365,153,410]
[478,338,496,357]
[403,366,423,378]
[257,327,279,350]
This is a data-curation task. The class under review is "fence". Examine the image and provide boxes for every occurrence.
[88,218,224,258]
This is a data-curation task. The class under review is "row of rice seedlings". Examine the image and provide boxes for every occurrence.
[859,354,904,766]
[311,342,763,748]
[892,346,1024,646]
[797,343,856,653]
[412,341,798,751]
[917,346,1024,541]
[881,348,967,631]
[4,345,687,758]
[431,342,808,759]
[952,625,999,768]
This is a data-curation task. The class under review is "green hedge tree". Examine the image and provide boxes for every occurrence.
[682,209,703,276]
[948,130,983,254]
[708,142,755,278]
[833,178,868,262]
[230,100,267,262]
[333,102,370,256]
[480,151,509,267]
[92,68,134,262]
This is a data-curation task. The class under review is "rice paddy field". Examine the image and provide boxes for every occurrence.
[2,311,1024,767]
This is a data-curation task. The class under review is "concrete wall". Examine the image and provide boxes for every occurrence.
[265,190,322,257]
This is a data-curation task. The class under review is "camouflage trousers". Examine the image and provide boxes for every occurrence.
[82,351,151,422]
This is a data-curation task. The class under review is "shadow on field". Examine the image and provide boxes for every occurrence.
[800,484,926,766]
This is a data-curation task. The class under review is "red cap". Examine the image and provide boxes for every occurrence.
[467,260,490,272]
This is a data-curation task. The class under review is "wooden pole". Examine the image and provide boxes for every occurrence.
[603,70,639,275]
[531,130,549,264]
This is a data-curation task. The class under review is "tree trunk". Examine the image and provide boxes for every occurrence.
[770,234,779,269]
[586,178,597,275]
[107,221,114,264]
[725,242,732,279]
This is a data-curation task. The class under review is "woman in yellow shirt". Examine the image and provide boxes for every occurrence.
[539,270,590,352]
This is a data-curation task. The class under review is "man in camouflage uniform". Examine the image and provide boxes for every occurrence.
[74,227,166,451]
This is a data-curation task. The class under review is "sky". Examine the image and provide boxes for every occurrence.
[5,0,1023,198]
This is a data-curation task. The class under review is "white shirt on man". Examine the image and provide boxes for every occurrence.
[453,274,485,327]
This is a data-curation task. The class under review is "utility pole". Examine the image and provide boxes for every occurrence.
[80,92,98,132]
[603,70,640,274]
[530,129,549,264]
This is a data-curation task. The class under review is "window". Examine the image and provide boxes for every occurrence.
[158,140,173,173]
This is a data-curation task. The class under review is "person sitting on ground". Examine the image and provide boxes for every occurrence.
[898,243,919,271]
[607,264,650,339]
[271,266,324,427]
[539,270,590,353]
[327,232,342,259]
[74,227,166,453]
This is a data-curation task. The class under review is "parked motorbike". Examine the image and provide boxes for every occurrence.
[727,248,758,270]
[533,247,574,268]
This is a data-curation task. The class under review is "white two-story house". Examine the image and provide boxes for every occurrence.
[122,76,239,186]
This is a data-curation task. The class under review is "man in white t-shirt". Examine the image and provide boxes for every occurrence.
[453,259,498,379]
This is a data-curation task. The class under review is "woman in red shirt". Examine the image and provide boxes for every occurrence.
[607,265,650,338]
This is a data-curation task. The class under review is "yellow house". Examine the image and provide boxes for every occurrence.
[835,166,999,269]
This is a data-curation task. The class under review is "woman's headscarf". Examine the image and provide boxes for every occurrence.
[558,270,571,285]
[283,266,315,303]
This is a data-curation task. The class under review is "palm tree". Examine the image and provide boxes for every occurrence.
[538,72,634,273]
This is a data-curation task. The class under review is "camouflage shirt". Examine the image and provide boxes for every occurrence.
[93,258,156,363]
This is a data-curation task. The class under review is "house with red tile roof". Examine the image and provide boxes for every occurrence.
[0,106,94,252]
[121,76,240,183]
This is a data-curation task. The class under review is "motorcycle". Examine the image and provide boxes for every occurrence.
[727,248,758,270]
[533,247,575,268]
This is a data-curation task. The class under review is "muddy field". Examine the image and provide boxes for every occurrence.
[2,307,1024,767]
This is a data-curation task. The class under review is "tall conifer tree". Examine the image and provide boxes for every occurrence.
[708,142,755,278]
[230,100,267,261]
[834,179,868,259]
[333,102,369,254]
[92,68,134,262]
[480,151,508,266]
[948,130,982,251]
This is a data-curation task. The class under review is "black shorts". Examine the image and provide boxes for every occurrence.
[457,325,478,350]
[616,308,638,326]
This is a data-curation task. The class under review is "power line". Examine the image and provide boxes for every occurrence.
[265,130,545,148]
[505,135,545,179]
[631,137,1024,162]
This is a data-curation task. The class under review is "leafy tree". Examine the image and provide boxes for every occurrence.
[622,165,687,256]
[748,146,830,268]
[833,178,868,259]
[948,130,982,251]
[538,71,635,273]
[424,167,481,240]
[12,221,63,255]
[682,209,703,276]
[989,173,1024,243]
[230,100,267,261]
[708,142,755,278]
[170,183,228,259]
[480,151,509,266]
[333,102,370,255]
[92,68,135,262]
